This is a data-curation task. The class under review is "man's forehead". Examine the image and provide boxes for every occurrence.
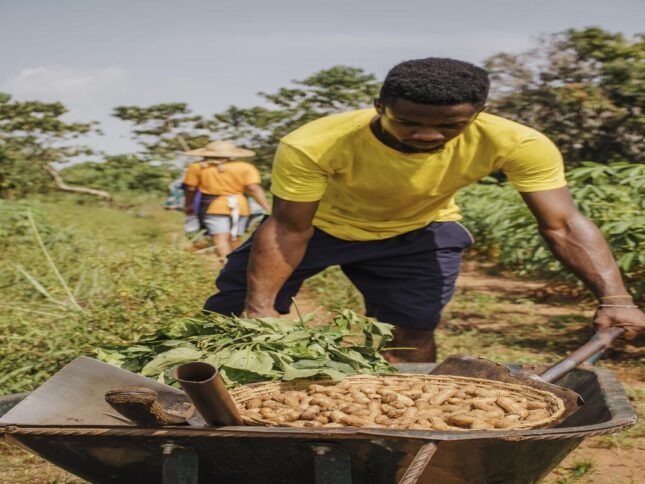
[386,99,477,121]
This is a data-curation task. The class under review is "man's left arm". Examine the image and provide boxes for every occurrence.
[521,187,644,339]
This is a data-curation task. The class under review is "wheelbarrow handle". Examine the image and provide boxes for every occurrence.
[539,327,624,383]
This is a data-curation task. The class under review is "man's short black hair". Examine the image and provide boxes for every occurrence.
[379,57,490,108]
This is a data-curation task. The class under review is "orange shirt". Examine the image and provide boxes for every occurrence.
[183,160,261,216]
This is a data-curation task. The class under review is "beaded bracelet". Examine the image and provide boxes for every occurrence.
[598,304,638,309]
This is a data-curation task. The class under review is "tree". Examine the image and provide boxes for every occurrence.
[484,27,644,166]
[0,93,109,199]
[210,66,381,176]
[112,103,209,161]
[60,155,179,195]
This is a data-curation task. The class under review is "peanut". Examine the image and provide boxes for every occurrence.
[526,401,548,410]
[246,398,263,409]
[446,414,479,429]
[526,409,551,422]
[350,392,371,404]
[299,406,320,420]
[330,410,348,423]
[429,416,449,431]
[303,421,323,427]
[496,397,529,418]
[403,407,418,419]
[381,391,398,403]
[340,415,369,427]
[238,378,553,431]
[431,388,457,405]
[375,415,391,425]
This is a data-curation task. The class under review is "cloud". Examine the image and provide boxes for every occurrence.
[1,66,139,154]
[0,65,255,155]
[1,66,132,108]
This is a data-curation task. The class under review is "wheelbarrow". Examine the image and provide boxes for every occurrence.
[0,358,637,484]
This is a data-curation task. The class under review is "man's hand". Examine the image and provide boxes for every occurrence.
[594,306,645,340]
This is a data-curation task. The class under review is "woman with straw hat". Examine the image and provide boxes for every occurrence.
[183,140,270,260]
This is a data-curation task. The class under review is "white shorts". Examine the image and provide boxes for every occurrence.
[184,215,201,234]
[203,215,249,237]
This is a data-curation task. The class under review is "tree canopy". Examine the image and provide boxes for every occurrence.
[209,65,381,176]
[112,103,209,161]
[0,93,106,198]
[485,27,644,165]
[2,27,642,199]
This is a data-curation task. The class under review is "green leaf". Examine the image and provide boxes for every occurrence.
[95,348,126,367]
[222,348,275,376]
[140,346,203,376]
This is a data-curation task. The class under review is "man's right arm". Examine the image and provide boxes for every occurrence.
[244,196,318,317]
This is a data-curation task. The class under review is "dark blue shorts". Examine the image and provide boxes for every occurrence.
[203,221,474,331]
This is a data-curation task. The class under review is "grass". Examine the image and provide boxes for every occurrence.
[0,196,215,395]
[555,459,597,483]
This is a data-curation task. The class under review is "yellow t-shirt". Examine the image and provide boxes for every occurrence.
[270,109,566,241]
[183,161,261,216]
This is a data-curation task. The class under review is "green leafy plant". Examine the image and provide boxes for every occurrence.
[458,162,644,297]
[97,309,396,387]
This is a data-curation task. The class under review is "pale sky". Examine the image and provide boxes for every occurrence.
[1,0,643,157]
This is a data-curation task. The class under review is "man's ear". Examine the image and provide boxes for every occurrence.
[374,98,384,114]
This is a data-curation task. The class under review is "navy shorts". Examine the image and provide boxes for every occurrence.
[203,221,474,331]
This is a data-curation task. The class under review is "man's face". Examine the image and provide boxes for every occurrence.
[374,98,481,153]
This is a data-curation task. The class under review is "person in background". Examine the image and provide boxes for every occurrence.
[183,141,270,260]
[243,196,268,234]
[163,176,201,235]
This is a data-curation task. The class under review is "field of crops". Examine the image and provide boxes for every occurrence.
[458,162,644,298]
[0,191,643,482]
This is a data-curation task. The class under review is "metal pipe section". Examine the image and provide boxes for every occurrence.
[175,362,244,426]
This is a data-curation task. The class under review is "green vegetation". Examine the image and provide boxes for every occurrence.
[0,93,98,198]
[61,155,179,196]
[458,162,645,297]
[486,28,645,165]
[98,309,395,387]
[554,459,596,483]
[0,198,213,395]
[112,103,209,161]
[210,65,381,177]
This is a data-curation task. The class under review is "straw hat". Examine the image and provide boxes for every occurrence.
[184,140,255,158]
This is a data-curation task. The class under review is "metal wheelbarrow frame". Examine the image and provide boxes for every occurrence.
[0,362,637,484]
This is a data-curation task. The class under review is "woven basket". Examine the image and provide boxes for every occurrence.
[230,373,565,431]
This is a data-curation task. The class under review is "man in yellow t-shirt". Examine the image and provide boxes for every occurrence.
[183,141,270,259]
[204,58,644,361]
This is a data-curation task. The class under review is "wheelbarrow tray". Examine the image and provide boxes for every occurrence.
[0,363,636,484]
